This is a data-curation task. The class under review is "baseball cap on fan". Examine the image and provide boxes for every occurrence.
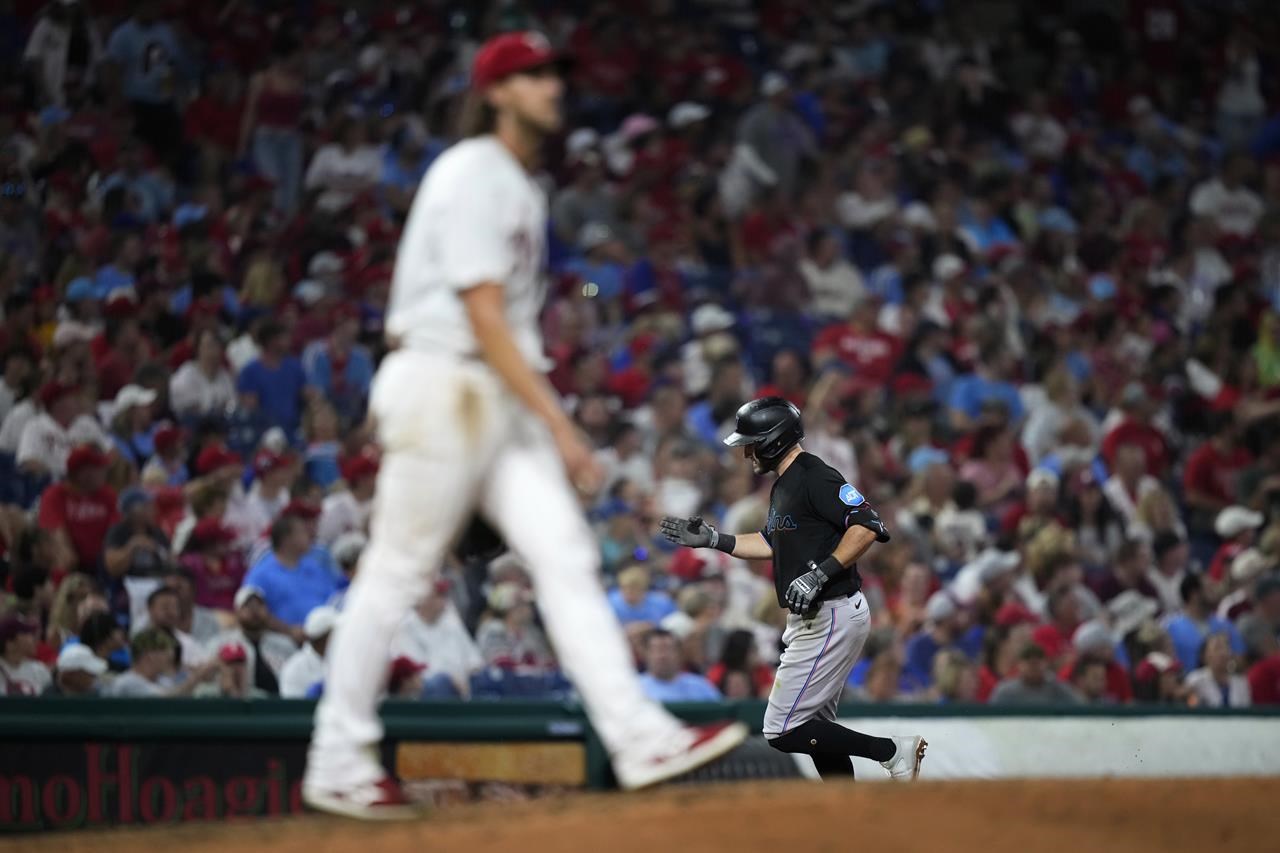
[471,31,563,90]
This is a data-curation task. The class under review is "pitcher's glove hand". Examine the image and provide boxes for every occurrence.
[659,515,717,549]
[785,560,831,615]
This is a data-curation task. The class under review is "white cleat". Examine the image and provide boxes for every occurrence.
[302,776,422,821]
[613,721,749,791]
[880,735,927,781]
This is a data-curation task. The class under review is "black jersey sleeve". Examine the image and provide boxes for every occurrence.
[806,469,891,542]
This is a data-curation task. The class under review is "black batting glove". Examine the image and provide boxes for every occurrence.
[785,560,831,615]
[659,515,717,549]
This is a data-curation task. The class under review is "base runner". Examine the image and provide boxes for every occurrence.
[662,397,927,781]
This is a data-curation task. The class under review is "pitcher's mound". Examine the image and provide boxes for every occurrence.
[40,778,1279,853]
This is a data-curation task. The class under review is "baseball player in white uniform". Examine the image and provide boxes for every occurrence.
[303,32,746,819]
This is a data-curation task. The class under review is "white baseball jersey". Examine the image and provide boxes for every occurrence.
[387,135,551,369]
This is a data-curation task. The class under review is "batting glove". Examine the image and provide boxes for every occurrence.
[659,516,718,549]
[785,560,831,615]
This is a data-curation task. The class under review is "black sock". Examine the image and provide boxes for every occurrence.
[810,753,854,780]
[768,719,896,763]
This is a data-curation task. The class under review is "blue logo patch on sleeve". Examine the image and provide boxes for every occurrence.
[839,484,865,507]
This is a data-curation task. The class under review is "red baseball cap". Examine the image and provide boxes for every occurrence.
[66,445,109,475]
[388,656,427,692]
[38,381,79,408]
[471,31,559,90]
[153,422,185,453]
[282,499,321,520]
[254,449,295,478]
[195,444,243,476]
[191,517,237,549]
[218,642,248,664]
[340,453,379,484]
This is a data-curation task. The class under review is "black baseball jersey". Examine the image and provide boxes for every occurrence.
[760,452,883,608]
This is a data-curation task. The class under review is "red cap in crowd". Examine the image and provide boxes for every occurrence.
[340,453,379,484]
[388,656,426,693]
[994,601,1040,629]
[218,643,248,664]
[195,445,243,476]
[191,517,237,549]
[66,445,109,476]
[282,500,321,520]
[254,449,295,478]
[153,422,184,454]
[38,381,78,409]
[471,31,559,90]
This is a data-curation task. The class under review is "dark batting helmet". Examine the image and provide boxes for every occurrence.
[724,396,804,470]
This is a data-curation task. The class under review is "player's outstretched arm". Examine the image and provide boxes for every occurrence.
[659,516,773,560]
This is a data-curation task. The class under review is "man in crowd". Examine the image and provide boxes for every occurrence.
[637,628,721,702]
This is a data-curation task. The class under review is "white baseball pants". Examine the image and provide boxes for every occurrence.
[307,351,687,787]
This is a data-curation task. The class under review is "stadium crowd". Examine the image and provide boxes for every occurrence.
[2,0,1280,709]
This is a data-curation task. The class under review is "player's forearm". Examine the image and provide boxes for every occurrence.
[829,525,878,572]
[464,285,573,434]
[727,531,773,560]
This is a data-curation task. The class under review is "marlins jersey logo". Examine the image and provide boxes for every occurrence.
[767,506,797,536]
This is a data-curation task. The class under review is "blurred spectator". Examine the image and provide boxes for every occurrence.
[1147,532,1191,615]
[1093,539,1158,606]
[0,615,50,696]
[194,642,269,699]
[104,486,170,625]
[243,514,337,630]
[45,571,94,649]
[304,114,382,214]
[240,32,306,214]
[800,229,866,321]
[169,329,236,421]
[75,610,127,674]
[37,445,117,576]
[208,586,296,696]
[1189,155,1263,238]
[140,585,207,668]
[637,628,720,702]
[1133,651,1189,705]
[105,627,214,698]
[236,321,310,438]
[476,582,552,673]
[162,570,220,646]
[1209,506,1265,583]
[178,518,245,612]
[392,581,483,698]
[141,422,189,486]
[989,643,1081,706]
[1185,632,1251,708]
[1162,575,1245,672]
[302,308,373,426]
[736,72,815,202]
[47,643,107,697]
[608,564,676,628]
[903,592,972,688]
[1062,621,1133,704]
[1068,655,1111,705]
[387,656,427,700]
[22,0,102,107]
[931,649,979,704]
[1237,576,1280,663]
[18,383,110,478]
[105,2,194,160]
[280,605,336,699]
[705,629,773,699]
[1032,587,1084,667]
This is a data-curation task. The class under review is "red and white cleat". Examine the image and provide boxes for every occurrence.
[303,776,422,821]
[613,721,750,791]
